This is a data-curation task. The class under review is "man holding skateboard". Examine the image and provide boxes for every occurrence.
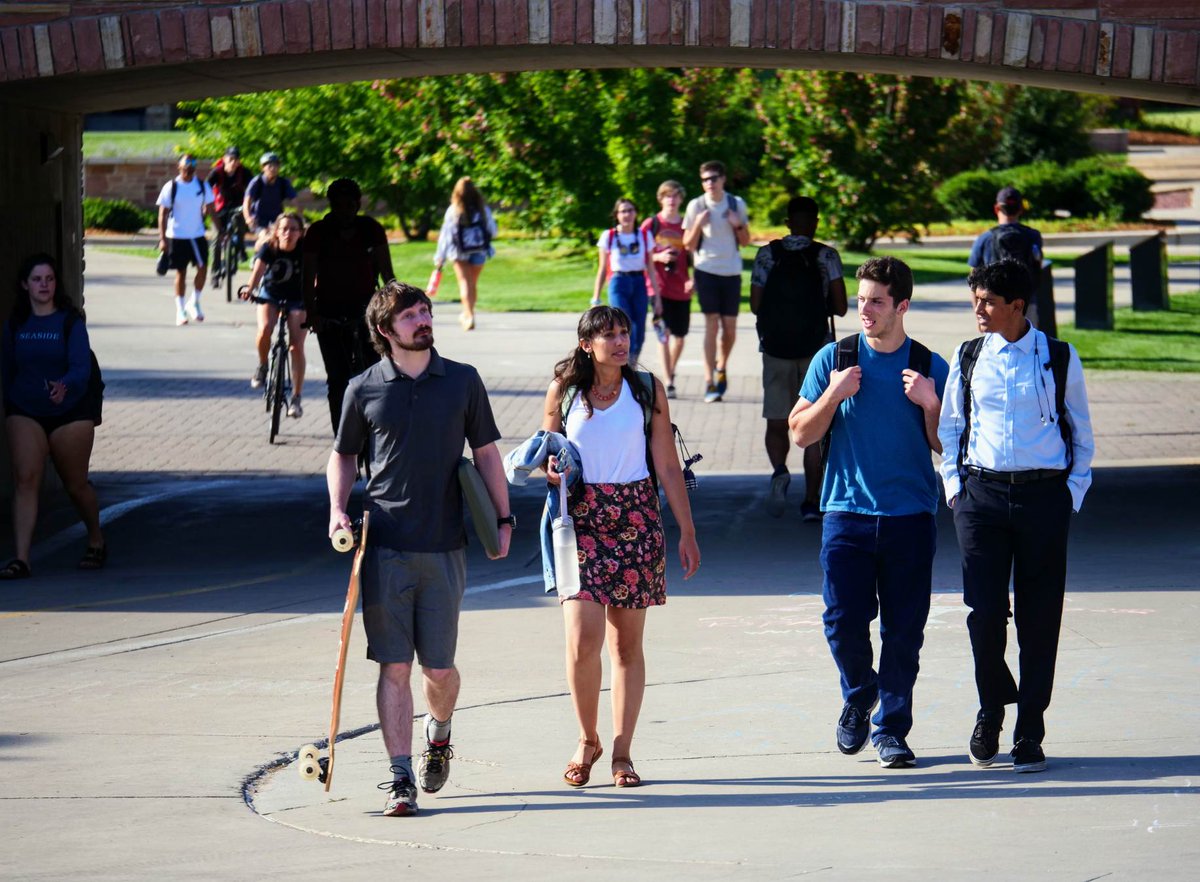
[327,280,512,816]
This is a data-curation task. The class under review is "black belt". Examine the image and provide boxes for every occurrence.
[612,270,644,276]
[966,466,1068,484]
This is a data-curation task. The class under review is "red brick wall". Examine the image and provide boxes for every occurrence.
[83,157,319,212]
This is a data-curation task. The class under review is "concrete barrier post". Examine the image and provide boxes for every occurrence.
[1129,232,1170,311]
[1074,242,1115,331]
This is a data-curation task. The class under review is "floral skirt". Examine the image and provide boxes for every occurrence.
[568,477,666,608]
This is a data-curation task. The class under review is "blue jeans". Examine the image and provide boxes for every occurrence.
[819,511,936,742]
[608,272,648,358]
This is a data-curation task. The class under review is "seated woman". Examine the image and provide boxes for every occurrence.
[242,211,308,418]
[2,253,105,579]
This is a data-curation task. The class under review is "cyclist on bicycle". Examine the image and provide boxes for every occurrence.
[303,177,394,434]
[206,146,251,279]
[241,211,308,418]
[244,151,297,241]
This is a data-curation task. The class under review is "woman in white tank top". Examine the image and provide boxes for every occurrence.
[540,305,700,789]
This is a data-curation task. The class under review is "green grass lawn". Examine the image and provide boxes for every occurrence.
[83,131,187,159]
[1059,292,1200,372]
[1142,110,1200,135]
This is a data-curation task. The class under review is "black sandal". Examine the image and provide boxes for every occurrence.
[0,559,32,580]
[78,545,107,570]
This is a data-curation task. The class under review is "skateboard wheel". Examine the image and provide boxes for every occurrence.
[331,528,356,553]
[298,756,321,782]
[298,744,318,762]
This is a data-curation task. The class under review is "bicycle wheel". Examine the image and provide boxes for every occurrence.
[268,346,286,444]
[224,227,237,302]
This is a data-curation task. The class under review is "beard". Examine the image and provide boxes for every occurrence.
[397,328,434,351]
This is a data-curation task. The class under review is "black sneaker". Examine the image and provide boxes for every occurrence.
[875,735,917,768]
[378,771,419,816]
[969,710,1004,767]
[835,697,877,755]
[418,741,454,794]
[1011,739,1047,773]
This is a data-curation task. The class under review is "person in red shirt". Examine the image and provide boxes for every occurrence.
[206,147,252,276]
[302,178,396,434]
[641,180,692,399]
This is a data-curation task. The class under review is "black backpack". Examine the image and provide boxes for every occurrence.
[821,334,934,464]
[455,210,491,254]
[954,334,1072,480]
[989,225,1040,282]
[756,240,832,360]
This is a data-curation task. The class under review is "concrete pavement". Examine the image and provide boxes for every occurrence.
[0,249,1198,880]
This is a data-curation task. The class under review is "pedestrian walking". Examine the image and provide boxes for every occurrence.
[968,186,1046,328]
[432,176,498,331]
[156,153,214,326]
[592,198,662,364]
[327,280,512,815]
[788,256,948,769]
[302,178,395,435]
[682,160,750,403]
[938,259,1094,774]
[539,305,699,788]
[642,180,692,399]
[749,196,847,521]
[1,254,105,579]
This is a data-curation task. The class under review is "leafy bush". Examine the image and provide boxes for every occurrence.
[83,198,154,232]
[937,157,1152,221]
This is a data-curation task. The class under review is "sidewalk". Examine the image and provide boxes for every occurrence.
[0,252,1196,880]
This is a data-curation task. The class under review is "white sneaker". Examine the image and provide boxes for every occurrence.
[175,309,189,326]
[250,364,266,389]
[287,396,303,419]
[188,299,205,322]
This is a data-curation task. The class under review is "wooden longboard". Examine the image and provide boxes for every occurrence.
[297,511,369,791]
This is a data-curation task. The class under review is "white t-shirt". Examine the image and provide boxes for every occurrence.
[157,176,214,239]
[684,192,749,277]
[598,228,653,274]
[564,382,649,484]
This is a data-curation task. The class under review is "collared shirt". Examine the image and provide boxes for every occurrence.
[334,348,501,552]
[937,324,1095,511]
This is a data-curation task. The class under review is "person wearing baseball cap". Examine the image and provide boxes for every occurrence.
[206,146,252,278]
[967,186,1045,326]
[243,150,297,233]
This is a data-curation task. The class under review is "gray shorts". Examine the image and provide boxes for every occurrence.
[761,352,813,420]
[360,546,466,667]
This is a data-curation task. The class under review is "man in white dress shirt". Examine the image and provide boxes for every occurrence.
[938,259,1094,774]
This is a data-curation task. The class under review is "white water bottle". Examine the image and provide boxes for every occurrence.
[552,476,580,598]
[653,317,668,344]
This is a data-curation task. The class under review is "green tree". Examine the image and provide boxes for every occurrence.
[759,72,964,251]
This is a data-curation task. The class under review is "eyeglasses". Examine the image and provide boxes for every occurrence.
[700,175,721,183]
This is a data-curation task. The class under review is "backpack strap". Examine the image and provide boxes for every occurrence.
[906,338,933,378]
[834,333,859,371]
[560,373,659,492]
[955,336,986,482]
[1046,336,1074,471]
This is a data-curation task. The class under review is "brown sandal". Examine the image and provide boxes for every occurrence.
[563,738,603,787]
[611,756,642,788]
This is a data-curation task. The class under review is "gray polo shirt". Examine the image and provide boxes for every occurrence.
[334,349,501,552]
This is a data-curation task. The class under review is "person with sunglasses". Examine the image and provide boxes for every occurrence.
[682,160,751,404]
[592,198,662,364]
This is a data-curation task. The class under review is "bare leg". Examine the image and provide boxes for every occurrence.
[452,260,485,324]
[5,416,49,563]
[718,314,738,373]
[421,666,460,728]
[377,662,415,758]
[287,310,308,397]
[256,302,277,366]
[669,335,686,383]
[702,313,719,384]
[194,265,207,290]
[563,598,606,777]
[173,269,187,299]
[47,420,102,548]
[765,418,791,473]
[605,606,648,764]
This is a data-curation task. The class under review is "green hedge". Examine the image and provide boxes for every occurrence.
[937,157,1153,222]
[83,197,155,233]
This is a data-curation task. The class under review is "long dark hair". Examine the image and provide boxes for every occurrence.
[554,305,655,421]
[10,253,75,325]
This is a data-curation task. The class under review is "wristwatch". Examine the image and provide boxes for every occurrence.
[497,515,517,529]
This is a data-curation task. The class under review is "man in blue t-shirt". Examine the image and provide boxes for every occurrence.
[789,256,949,770]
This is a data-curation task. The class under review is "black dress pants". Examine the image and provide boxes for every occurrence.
[953,474,1073,744]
